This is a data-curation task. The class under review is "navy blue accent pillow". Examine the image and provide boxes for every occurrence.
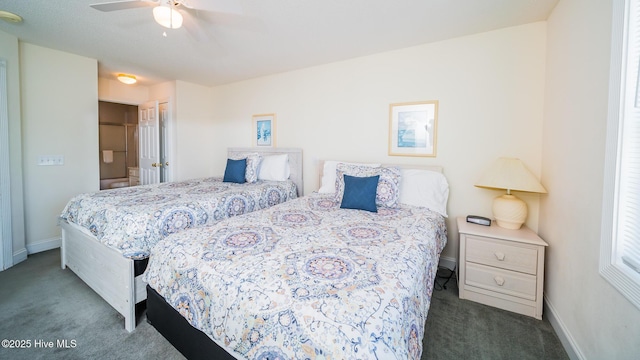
[340,175,379,212]
[223,158,247,183]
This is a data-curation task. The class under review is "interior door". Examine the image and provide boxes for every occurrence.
[139,101,160,185]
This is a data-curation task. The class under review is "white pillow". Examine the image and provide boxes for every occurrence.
[318,161,380,194]
[258,154,290,181]
[399,168,449,217]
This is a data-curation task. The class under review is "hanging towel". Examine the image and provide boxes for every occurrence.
[103,150,113,164]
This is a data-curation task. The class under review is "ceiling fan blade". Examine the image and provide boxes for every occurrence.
[181,0,243,15]
[181,10,215,42]
[90,0,156,12]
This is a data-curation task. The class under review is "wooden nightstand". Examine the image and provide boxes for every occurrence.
[457,216,548,319]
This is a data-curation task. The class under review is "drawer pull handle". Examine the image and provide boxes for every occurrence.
[494,276,505,286]
[494,252,505,261]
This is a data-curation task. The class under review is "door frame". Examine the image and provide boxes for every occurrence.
[96,97,174,188]
[0,59,13,270]
[158,99,173,183]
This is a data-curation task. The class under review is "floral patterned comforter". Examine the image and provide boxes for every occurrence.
[144,193,447,360]
[59,178,297,259]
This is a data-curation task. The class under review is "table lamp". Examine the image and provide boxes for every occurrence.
[474,157,547,229]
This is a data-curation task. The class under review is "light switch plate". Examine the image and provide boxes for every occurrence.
[38,155,64,166]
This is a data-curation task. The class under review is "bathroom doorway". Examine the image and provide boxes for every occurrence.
[98,101,139,190]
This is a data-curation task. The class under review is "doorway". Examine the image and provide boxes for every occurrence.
[98,101,139,190]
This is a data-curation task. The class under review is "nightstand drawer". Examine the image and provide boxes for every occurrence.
[466,235,538,275]
[465,262,537,301]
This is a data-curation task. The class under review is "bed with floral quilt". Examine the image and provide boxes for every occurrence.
[59,147,303,332]
[145,163,449,359]
[60,177,297,260]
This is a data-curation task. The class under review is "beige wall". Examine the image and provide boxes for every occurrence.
[98,77,149,105]
[20,43,99,251]
[0,30,26,264]
[174,80,214,181]
[206,22,547,263]
[541,0,640,358]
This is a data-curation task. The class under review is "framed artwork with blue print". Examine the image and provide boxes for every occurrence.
[389,101,438,157]
[253,114,276,147]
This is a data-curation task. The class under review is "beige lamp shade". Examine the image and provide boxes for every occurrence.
[475,158,546,229]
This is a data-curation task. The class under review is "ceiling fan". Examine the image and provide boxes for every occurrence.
[90,0,243,30]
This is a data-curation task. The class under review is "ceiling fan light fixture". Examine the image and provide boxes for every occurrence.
[117,74,137,85]
[0,10,22,23]
[153,5,183,29]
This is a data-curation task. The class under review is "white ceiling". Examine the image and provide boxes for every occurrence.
[0,0,559,87]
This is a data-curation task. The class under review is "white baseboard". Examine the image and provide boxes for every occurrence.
[544,294,585,360]
[26,236,61,255]
[439,255,457,271]
[13,247,27,265]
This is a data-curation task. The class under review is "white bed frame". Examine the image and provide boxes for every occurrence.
[60,148,303,332]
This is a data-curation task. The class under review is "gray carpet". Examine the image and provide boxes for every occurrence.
[424,268,569,359]
[0,249,568,359]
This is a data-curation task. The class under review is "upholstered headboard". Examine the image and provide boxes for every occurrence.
[228,147,303,196]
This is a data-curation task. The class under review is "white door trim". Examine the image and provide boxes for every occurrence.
[0,59,13,270]
[158,100,172,183]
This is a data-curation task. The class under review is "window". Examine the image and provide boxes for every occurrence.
[601,0,640,310]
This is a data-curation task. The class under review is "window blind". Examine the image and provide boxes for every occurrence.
[618,0,640,278]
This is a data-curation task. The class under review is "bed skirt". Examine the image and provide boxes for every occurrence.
[134,258,149,277]
[146,285,235,360]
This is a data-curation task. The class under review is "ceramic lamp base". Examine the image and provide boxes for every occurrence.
[492,194,527,229]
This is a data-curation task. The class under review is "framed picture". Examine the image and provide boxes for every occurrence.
[252,114,276,147]
[388,100,438,157]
